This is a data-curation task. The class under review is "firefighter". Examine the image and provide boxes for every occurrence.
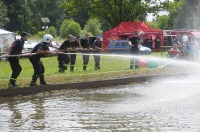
[29,34,57,86]
[92,36,103,70]
[58,35,73,72]
[81,33,91,71]
[7,32,28,88]
[70,35,82,72]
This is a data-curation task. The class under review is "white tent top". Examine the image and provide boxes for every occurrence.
[0,29,13,35]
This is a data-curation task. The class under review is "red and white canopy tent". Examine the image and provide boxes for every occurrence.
[103,22,164,50]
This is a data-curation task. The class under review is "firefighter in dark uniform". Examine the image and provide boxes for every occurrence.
[81,33,91,71]
[129,31,140,69]
[58,35,73,73]
[7,32,28,88]
[92,36,103,70]
[29,34,57,86]
[70,35,81,72]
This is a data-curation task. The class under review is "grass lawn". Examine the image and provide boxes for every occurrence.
[0,51,184,89]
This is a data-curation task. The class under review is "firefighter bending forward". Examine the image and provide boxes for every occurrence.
[8,32,28,88]
[29,34,58,86]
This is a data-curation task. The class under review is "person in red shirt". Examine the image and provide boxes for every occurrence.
[167,43,181,58]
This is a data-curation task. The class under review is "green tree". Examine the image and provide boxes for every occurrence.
[45,26,57,38]
[69,9,90,29]
[172,0,200,29]
[3,0,32,32]
[156,15,170,30]
[146,21,160,29]
[165,0,200,29]
[165,0,185,29]
[60,19,81,38]
[3,0,66,34]
[61,0,170,28]
[29,0,67,33]
[0,0,9,28]
[84,18,102,36]
[34,31,45,38]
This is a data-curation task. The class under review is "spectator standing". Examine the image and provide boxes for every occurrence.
[7,32,28,88]
[176,33,185,45]
[92,36,103,70]
[29,34,57,86]
[144,36,153,50]
[129,31,140,69]
[184,35,198,60]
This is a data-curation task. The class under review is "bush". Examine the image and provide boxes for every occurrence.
[45,26,57,38]
[34,31,45,38]
[60,19,81,38]
[84,18,102,36]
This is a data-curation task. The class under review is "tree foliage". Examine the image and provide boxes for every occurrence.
[3,0,32,32]
[29,0,66,32]
[45,26,57,38]
[3,0,66,34]
[164,0,185,29]
[0,0,9,28]
[167,0,200,30]
[84,18,102,36]
[146,21,160,29]
[61,0,170,28]
[156,15,170,30]
[59,19,81,38]
[3,0,195,36]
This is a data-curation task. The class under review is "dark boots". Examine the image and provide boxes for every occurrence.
[130,65,133,69]
[30,75,38,86]
[130,65,139,69]
[39,75,48,85]
[59,66,67,73]
[8,78,18,88]
[30,75,48,86]
[83,66,87,71]
[59,68,65,73]
[94,66,100,70]
[135,65,139,69]
[70,65,74,72]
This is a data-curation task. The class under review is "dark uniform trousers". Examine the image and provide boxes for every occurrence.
[58,53,70,72]
[70,53,76,71]
[29,57,46,85]
[8,57,22,85]
[130,48,139,69]
[82,52,90,71]
[93,51,100,70]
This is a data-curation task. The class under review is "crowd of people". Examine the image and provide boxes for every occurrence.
[167,33,200,60]
[7,30,145,88]
[7,32,103,88]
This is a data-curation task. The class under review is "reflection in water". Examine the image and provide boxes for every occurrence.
[30,98,45,130]
[0,75,200,131]
[8,101,22,128]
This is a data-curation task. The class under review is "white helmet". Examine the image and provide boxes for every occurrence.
[43,34,53,43]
